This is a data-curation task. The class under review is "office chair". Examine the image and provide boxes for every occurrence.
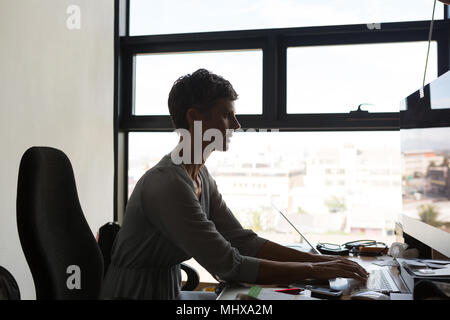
[97,222,121,275]
[180,263,200,291]
[16,146,103,299]
[0,265,21,300]
[97,222,200,291]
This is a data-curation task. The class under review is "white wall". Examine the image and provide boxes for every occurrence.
[0,0,114,299]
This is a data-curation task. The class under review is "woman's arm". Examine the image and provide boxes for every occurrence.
[255,240,369,284]
[256,240,330,263]
[255,259,313,285]
[255,258,368,285]
[256,240,321,262]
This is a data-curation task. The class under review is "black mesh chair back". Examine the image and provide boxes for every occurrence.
[16,147,103,299]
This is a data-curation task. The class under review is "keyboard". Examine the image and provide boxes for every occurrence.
[329,268,401,293]
[367,269,400,293]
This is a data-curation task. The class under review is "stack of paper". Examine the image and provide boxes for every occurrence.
[402,259,450,277]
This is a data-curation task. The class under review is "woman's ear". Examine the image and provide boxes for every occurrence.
[185,108,195,131]
[186,108,202,131]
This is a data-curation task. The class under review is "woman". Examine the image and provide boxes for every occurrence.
[101,69,368,300]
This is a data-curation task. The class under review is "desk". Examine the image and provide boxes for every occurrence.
[217,254,410,300]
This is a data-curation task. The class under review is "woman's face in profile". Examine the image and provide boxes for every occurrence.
[201,98,241,152]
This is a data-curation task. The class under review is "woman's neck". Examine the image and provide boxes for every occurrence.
[182,163,203,182]
[176,136,211,181]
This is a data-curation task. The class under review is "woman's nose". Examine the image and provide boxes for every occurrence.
[233,115,241,130]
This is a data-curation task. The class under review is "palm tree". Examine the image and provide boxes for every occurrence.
[417,204,442,228]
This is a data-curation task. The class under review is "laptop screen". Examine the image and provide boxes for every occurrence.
[271,203,321,255]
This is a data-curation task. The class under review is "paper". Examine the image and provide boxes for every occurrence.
[401,259,427,267]
[421,259,450,266]
[247,286,319,300]
[421,259,450,264]
[423,262,450,269]
[372,257,399,267]
[414,267,450,277]
[400,258,450,277]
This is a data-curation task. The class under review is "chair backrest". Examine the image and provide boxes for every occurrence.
[16,147,103,299]
[0,266,20,300]
[97,222,121,275]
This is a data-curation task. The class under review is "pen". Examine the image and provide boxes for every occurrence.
[274,288,303,295]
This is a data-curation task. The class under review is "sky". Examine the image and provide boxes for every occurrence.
[401,127,450,152]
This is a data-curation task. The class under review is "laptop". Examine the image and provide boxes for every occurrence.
[271,203,321,255]
[271,203,402,293]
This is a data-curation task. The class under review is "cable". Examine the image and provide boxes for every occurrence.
[423,0,437,90]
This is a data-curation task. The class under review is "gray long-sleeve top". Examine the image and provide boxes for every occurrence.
[101,153,267,299]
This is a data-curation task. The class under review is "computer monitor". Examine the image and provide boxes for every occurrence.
[401,127,450,257]
[400,71,450,258]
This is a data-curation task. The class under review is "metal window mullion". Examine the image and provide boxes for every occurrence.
[119,48,134,128]
[263,34,278,122]
[122,131,129,215]
[114,0,129,222]
[437,32,450,76]
[437,22,450,75]
[127,37,265,55]
[285,31,437,48]
[277,39,287,122]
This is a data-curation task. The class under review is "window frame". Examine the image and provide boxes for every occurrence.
[114,0,450,220]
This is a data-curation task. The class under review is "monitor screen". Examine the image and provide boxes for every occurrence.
[429,70,450,110]
[401,127,450,257]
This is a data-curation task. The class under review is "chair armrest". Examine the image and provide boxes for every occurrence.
[180,263,199,291]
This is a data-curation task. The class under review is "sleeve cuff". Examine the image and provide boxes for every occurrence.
[237,255,260,283]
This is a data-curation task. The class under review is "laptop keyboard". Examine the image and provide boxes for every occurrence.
[367,269,399,292]
[331,268,401,293]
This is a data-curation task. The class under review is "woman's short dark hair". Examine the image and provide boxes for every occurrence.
[168,68,238,130]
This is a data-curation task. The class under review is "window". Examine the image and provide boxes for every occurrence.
[401,127,450,234]
[287,42,438,114]
[128,132,179,197]
[130,0,444,36]
[134,50,263,115]
[128,131,401,281]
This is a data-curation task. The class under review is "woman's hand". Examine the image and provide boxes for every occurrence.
[255,241,369,284]
[255,257,369,285]
[310,259,369,283]
[313,254,369,279]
